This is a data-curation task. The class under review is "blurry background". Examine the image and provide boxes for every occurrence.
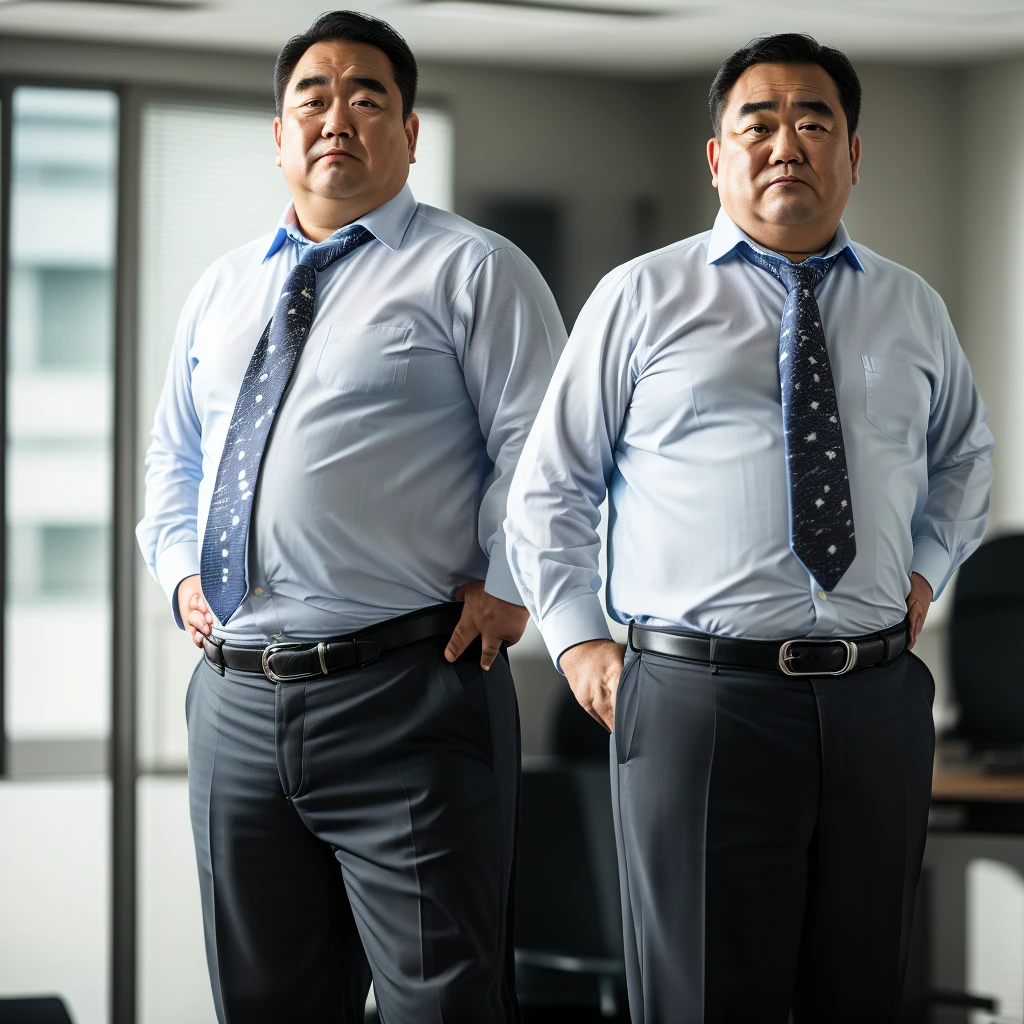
[0,1,1023,1022]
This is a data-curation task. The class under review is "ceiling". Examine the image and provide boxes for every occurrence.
[1,0,1024,75]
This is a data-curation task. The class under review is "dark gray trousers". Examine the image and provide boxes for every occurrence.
[610,646,935,1024]
[186,634,521,1024]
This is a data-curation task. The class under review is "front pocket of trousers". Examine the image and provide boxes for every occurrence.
[614,653,642,764]
[184,657,204,725]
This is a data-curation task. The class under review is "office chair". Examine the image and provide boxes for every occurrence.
[0,998,74,1024]
[949,532,1024,751]
[515,688,627,1022]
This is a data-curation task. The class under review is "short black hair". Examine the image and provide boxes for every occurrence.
[274,11,418,120]
[709,33,861,139]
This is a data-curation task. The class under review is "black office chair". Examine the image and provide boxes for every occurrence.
[551,683,613,761]
[949,532,1024,751]
[515,760,627,1021]
[0,998,74,1024]
[515,686,627,1022]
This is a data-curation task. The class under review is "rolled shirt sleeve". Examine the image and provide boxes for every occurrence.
[454,246,567,606]
[505,266,640,666]
[909,291,995,599]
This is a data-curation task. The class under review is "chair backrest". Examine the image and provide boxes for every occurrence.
[0,997,74,1024]
[950,533,1024,746]
[551,686,612,760]
[516,761,622,959]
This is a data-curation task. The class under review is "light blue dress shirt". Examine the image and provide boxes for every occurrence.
[505,209,995,666]
[137,184,566,641]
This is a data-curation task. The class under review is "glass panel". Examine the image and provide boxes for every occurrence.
[5,86,116,743]
[0,86,117,1024]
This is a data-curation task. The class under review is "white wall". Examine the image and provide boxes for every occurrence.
[961,58,1024,534]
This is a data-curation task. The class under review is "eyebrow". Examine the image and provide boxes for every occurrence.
[736,98,836,120]
[292,73,388,97]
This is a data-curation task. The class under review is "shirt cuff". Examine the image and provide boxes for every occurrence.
[155,540,201,630]
[910,536,953,601]
[539,593,614,673]
[484,548,526,606]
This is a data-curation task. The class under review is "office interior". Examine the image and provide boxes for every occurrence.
[0,1,1023,1021]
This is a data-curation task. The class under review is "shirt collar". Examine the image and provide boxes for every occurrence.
[705,206,865,273]
[262,182,418,263]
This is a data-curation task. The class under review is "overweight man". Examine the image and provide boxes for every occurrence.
[137,11,564,1022]
[506,33,994,1023]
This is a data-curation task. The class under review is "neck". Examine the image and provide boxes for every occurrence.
[292,183,403,243]
[734,217,839,266]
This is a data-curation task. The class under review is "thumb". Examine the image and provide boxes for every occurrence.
[445,606,479,663]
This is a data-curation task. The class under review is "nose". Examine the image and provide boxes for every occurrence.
[770,123,803,166]
[322,98,353,140]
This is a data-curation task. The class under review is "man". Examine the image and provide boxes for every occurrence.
[137,11,564,1022]
[506,33,994,1023]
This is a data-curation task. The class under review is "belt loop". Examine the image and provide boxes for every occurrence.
[881,633,891,663]
[627,620,635,651]
[202,634,226,676]
[709,636,719,675]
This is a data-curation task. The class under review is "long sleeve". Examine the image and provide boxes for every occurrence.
[505,266,640,666]
[135,284,206,629]
[909,292,995,599]
[453,246,566,605]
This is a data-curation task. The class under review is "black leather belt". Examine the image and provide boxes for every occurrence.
[202,602,463,683]
[628,619,909,677]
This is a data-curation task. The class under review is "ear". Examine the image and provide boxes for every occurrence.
[849,132,862,187]
[405,111,420,165]
[274,116,283,169]
[707,137,721,189]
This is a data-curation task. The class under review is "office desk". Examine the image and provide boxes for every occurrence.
[931,751,1024,833]
[915,750,1024,1022]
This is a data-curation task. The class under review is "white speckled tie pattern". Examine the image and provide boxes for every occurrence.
[201,224,372,624]
[739,243,856,591]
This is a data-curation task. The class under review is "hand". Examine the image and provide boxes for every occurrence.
[906,571,933,651]
[177,574,214,649]
[444,581,530,671]
[559,639,626,732]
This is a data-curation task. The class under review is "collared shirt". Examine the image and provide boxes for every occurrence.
[137,184,566,641]
[505,208,995,665]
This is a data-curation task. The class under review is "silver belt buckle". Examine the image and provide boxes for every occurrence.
[262,641,314,683]
[778,639,859,677]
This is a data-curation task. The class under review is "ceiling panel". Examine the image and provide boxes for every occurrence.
[1,0,1023,73]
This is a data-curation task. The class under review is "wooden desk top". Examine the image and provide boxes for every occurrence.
[933,763,1024,803]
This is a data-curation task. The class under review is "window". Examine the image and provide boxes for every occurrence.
[0,84,118,1024]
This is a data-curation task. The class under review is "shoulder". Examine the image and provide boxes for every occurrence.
[406,204,536,272]
[587,230,714,305]
[186,232,279,311]
[847,241,949,317]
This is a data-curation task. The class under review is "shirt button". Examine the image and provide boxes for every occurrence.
[817,590,827,601]
[253,586,264,596]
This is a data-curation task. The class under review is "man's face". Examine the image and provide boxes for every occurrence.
[708,62,861,247]
[274,39,418,210]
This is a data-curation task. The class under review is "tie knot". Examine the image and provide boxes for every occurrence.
[737,242,837,296]
[299,224,372,272]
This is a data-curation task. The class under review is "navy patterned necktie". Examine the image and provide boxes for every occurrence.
[739,242,856,591]
[200,224,372,624]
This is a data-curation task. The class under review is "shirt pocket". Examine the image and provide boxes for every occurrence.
[316,324,411,396]
[861,355,926,445]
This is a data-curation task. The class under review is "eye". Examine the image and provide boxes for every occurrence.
[800,123,827,133]
[747,125,770,135]
[353,99,379,109]
[302,99,324,109]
